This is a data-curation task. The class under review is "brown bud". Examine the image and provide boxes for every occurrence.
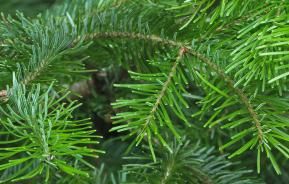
[0,90,7,98]
[0,90,8,102]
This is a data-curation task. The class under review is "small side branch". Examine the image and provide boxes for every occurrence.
[140,47,187,135]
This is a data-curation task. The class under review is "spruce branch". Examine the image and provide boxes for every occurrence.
[84,30,264,148]
[85,29,289,174]
[1,0,289,181]
[138,48,188,140]
[0,76,103,182]
[122,137,264,184]
[111,50,191,159]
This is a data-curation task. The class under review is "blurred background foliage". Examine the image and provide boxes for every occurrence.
[0,0,57,16]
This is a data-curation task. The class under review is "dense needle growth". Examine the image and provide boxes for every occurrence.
[0,0,288,183]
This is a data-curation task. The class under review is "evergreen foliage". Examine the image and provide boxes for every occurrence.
[0,0,288,183]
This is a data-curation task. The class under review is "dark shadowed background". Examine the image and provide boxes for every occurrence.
[0,0,56,15]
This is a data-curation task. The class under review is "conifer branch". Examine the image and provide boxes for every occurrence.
[1,29,264,150]
[0,78,103,182]
[22,60,48,85]
[2,0,288,180]
[78,31,183,47]
[138,47,187,141]
[187,50,264,143]
[123,137,263,184]
[84,31,264,142]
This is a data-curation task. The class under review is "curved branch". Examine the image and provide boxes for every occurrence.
[188,49,264,142]
[83,31,263,142]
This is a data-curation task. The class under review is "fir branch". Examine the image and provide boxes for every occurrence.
[84,31,264,142]
[123,137,264,184]
[0,77,103,182]
[188,50,264,142]
[1,0,289,181]
[111,51,191,158]
[22,58,49,85]
[78,32,183,48]
[91,30,283,173]
[138,47,188,142]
